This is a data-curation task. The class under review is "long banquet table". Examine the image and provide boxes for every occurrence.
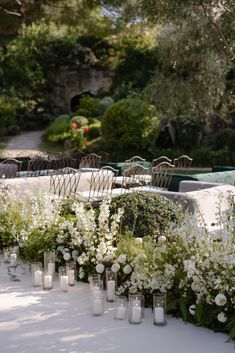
[0,259,234,353]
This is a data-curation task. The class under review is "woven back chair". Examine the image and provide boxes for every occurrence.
[173,155,193,173]
[2,158,23,173]
[79,153,101,169]
[52,157,76,170]
[123,164,150,190]
[50,167,81,198]
[75,168,115,205]
[27,157,51,177]
[151,162,175,190]
[152,156,172,167]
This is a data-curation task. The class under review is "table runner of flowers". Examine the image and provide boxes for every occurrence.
[0,183,234,339]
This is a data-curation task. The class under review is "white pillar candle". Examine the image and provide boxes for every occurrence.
[10,253,17,267]
[47,262,55,275]
[131,305,141,323]
[107,280,115,301]
[44,274,52,289]
[67,269,75,286]
[34,270,43,286]
[154,307,164,324]
[116,305,127,320]
[60,275,69,291]
[92,298,104,315]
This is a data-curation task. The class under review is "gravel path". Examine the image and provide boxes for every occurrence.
[3,131,45,156]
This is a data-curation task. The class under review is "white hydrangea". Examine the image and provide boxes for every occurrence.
[214,293,227,306]
[96,263,105,273]
[63,252,71,261]
[111,263,120,273]
[217,312,227,323]
[118,254,126,264]
[123,265,132,274]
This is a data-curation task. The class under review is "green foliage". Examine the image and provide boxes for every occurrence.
[210,128,235,151]
[0,96,17,135]
[44,115,70,143]
[74,96,100,118]
[101,97,160,152]
[110,192,183,238]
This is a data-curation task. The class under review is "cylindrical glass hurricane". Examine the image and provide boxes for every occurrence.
[66,261,76,286]
[153,294,167,326]
[31,262,43,287]
[128,293,144,324]
[43,271,53,290]
[114,296,127,320]
[105,268,117,302]
[59,266,69,292]
[44,251,55,276]
[91,288,104,316]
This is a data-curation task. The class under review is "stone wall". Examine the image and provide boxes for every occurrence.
[48,66,114,115]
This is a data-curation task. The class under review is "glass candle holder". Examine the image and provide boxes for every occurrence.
[153,294,167,326]
[66,261,76,286]
[3,248,10,263]
[91,289,104,316]
[31,262,43,287]
[59,267,69,292]
[43,271,53,290]
[128,293,144,324]
[10,253,18,267]
[114,296,127,320]
[89,273,102,295]
[105,268,117,302]
[44,251,55,276]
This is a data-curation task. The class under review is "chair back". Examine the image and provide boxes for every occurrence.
[0,163,18,179]
[173,155,192,173]
[123,164,150,189]
[50,167,81,198]
[151,162,175,190]
[125,155,146,163]
[27,157,51,177]
[88,168,115,201]
[2,158,23,173]
[152,156,172,167]
[79,153,101,169]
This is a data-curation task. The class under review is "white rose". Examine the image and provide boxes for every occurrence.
[96,263,105,274]
[189,304,196,315]
[123,264,132,274]
[118,254,126,264]
[63,252,71,261]
[111,263,120,272]
[217,312,227,323]
[72,250,78,258]
[62,248,70,254]
[158,236,166,243]
[214,293,227,306]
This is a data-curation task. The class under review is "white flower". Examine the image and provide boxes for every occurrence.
[214,293,227,306]
[189,304,196,315]
[96,263,105,273]
[123,264,132,274]
[118,254,126,264]
[158,236,166,243]
[135,237,143,243]
[111,263,120,272]
[72,250,78,258]
[217,312,227,323]
[63,252,71,261]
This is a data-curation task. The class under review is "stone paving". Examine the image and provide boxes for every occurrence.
[2,131,44,156]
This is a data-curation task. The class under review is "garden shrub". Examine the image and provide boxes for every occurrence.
[0,96,17,135]
[98,96,114,114]
[44,115,70,143]
[74,96,100,118]
[110,192,184,238]
[101,97,160,152]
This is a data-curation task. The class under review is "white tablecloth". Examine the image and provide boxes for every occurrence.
[0,259,234,353]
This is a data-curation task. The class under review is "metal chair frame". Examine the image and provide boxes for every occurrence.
[152,156,172,167]
[79,153,101,169]
[151,162,175,190]
[50,167,81,198]
[173,155,193,173]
